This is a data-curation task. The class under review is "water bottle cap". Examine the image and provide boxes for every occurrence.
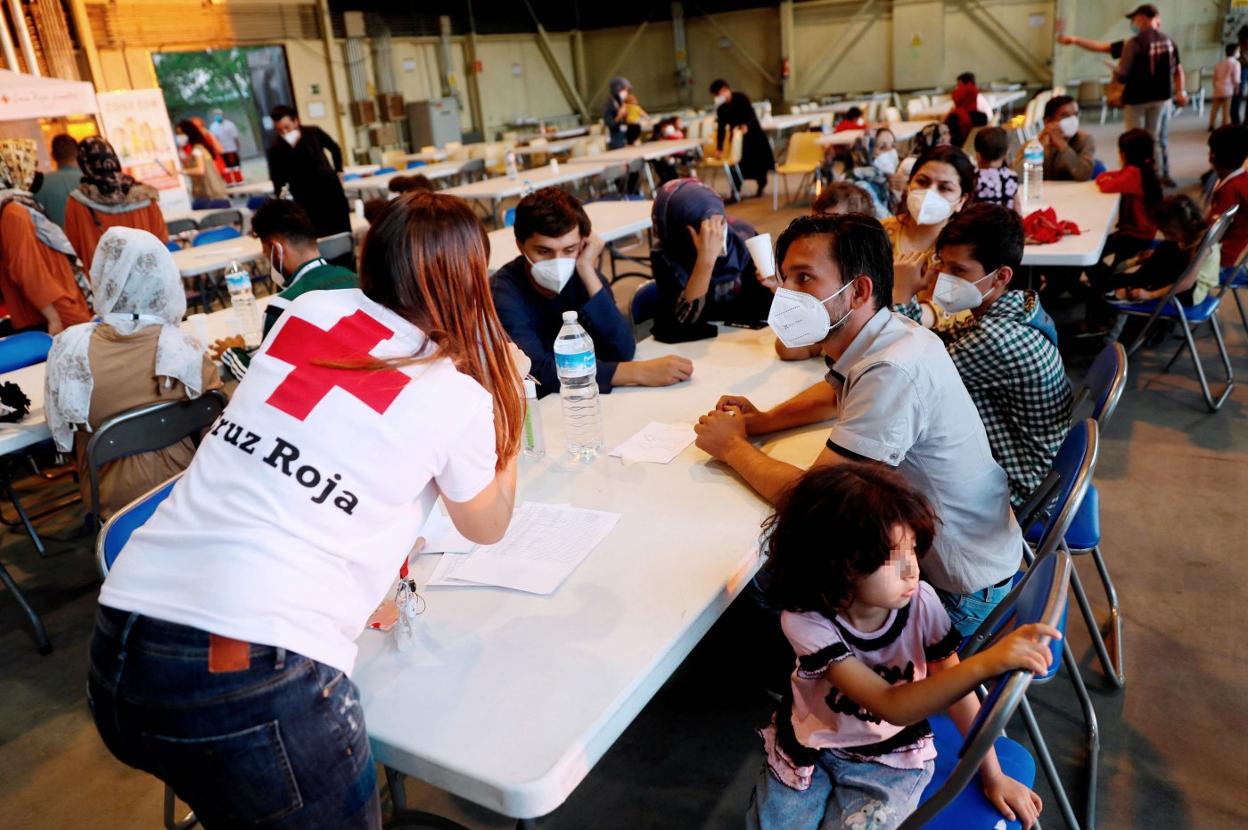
[562,310,578,322]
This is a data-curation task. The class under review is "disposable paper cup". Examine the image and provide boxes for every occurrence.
[745,233,776,280]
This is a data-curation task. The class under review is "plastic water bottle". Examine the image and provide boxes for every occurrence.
[1022,136,1044,207]
[522,377,546,459]
[505,150,519,179]
[553,311,604,459]
[224,261,263,347]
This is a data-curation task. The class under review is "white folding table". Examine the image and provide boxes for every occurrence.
[342,162,466,196]
[486,199,653,274]
[172,215,370,278]
[353,326,828,825]
[442,162,611,225]
[1020,182,1121,267]
[816,120,929,147]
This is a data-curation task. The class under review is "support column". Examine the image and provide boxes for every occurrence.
[436,15,454,98]
[67,0,102,86]
[671,1,692,107]
[8,0,40,75]
[314,0,348,148]
[779,0,795,105]
[571,29,588,104]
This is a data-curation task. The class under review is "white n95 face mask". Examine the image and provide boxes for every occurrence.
[282,129,301,147]
[527,255,577,293]
[907,188,957,226]
[767,281,855,349]
[932,270,997,314]
[1058,115,1080,138]
[874,149,900,175]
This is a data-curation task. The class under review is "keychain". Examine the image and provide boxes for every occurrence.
[393,578,426,653]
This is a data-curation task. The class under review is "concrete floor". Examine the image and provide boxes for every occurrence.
[2,108,1247,829]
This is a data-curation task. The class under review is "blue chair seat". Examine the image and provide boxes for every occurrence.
[1025,484,1100,551]
[376,166,397,175]
[0,331,53,373]
[343,173,362,181]
[191,226,242,247]
[918,714,1036,830]
[1110,294,1223,323]
[406,160,427,169]
[1219,266,1246,288]
[99,478,178,573]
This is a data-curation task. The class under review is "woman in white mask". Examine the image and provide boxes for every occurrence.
[44,227,222,518]
[882,145,976,305]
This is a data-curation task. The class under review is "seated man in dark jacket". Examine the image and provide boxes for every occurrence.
[491,188,693,398]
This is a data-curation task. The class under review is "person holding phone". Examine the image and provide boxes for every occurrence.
[491,187,692,398]
[88,192,524,827]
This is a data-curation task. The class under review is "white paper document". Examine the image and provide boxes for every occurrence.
[427,502,620,594]
[608,421,696,465]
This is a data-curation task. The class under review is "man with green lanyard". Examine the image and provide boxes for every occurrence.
[211,199,358,379]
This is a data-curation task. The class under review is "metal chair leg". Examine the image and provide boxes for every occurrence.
[1063,638,1100,830]
[2,475,47,557]
[1232,287,1248,337]
[1090,546,1125,686]
[383,767,472,830]
[0,557,51,654]
[163,784,198,830]
[1069,562,1125,689]
[1182,315,1234,411]
[1018,697,1083,830]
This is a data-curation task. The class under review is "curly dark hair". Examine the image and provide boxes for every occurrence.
[761,463,938,620]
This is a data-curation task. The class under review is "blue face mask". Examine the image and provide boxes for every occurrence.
[1129,22,1140,35]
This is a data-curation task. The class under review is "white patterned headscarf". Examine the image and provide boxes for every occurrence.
[45,227,205,451]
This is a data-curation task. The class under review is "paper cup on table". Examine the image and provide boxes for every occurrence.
[745,233,776,282]
[187,313,210,350]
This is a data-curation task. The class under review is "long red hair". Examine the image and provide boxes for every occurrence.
[359,192,523,469]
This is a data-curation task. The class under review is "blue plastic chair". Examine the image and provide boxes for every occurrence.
[977,419,1100,830]
[376,166,398,175]
[1218,239,1248,338]
[165,239,182,253]
[1091,159,1108,177]
[246,195,271,211]
[630,280,659,325]
[343,173,362,181]
[0,331,52,374]
[901,549,1073,830]
[191,197,230,210]
[191,226,242,247]
[406,160,427,169]
[503,207,517,228]
[96,475,179,576]
[1107,206,1237,411]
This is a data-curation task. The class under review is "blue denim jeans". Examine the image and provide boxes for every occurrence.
[746,752,935,830]
[88,605,380,829]
[933,580,1012,638]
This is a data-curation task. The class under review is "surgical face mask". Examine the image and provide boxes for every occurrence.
[214,115,223,124]
[767,280,856,349]
[715,94,730,106]
[619,89,630,102]
[907,187,957,226]
[932,269,998,314]
[175,134,189,148]
[282,129,301,147]
[874,148,900,175]
[662,124,677,137]
[1058,115,1080,138]
[1129,22,1140,35]
[268,243,286,288]
[526,253,577,293]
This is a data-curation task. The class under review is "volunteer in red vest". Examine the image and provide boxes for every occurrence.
[88,192,524,827]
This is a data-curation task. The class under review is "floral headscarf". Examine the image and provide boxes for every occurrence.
[0,139,87,288]
[0,138,37,192]
[45,227,205,451]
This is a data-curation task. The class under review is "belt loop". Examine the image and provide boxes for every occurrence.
[275,648,286,671]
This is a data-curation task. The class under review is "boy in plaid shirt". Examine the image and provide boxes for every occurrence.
[894,203,1072,506]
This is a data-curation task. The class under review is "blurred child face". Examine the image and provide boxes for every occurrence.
[851,525,921,611]
[875,130,896,155]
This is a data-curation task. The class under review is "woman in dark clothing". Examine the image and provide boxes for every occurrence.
[649,178,774,343]
[709,79,776,199]
[265,104,351,240]
[604,77,632,150]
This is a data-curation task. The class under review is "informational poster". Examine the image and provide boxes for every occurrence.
[95,89,191,214]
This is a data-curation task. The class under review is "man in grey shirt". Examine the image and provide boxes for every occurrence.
[1038,95,1096,182]
[34,134,82,228]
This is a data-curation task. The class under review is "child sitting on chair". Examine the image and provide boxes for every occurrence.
[1106,195,1220,305]
[973,127,1019,212]
[747,464,1052,830]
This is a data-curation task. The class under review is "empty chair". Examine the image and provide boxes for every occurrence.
[246,195,271,210]
[190,197,230,210]
[196,209,242,231]
[165,217,197,237]
[0,331,52,374]
[191,226,241,247]
[772,131,826,211]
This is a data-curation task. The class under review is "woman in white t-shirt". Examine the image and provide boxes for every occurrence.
[88,192,524,828]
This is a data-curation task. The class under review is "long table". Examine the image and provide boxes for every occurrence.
[443,162,611,225]
[171,215,370,278]
[487,199,653,273]
[816,120,929,147]
[342,162,465,195]
[911,89,1029,121]
[1020,181,1121,267]
[353,326,827,822]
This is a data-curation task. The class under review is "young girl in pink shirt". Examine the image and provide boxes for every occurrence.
[747,464,1054,830]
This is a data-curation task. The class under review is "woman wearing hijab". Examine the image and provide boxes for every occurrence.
[649,178,774,342]
[843,132,895,218]
[604,77,632,150]
[0,139,92,334]
[64,137,169,273]
[45,227,221,518]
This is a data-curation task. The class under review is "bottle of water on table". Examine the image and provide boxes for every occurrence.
[1021,136,1044,207]
[224,260,263,347]
[553,311,604,460]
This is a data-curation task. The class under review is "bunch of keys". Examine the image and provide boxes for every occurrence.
[393,578,426,653]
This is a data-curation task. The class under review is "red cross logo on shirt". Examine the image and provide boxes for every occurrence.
[264,310,411,421]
